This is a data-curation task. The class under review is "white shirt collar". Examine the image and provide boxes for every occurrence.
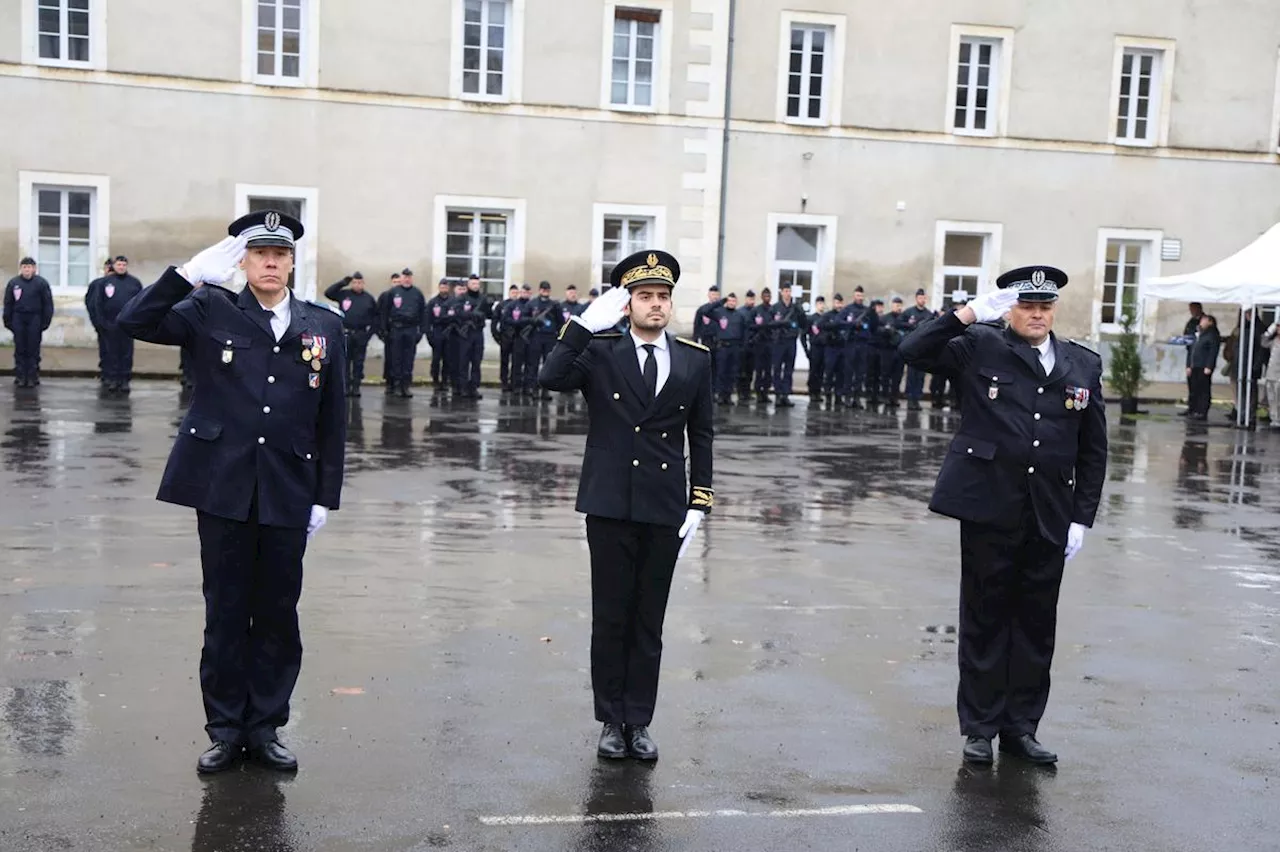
[1033,338,1052,357]
[631,330,669,352]
[257,294,291,320]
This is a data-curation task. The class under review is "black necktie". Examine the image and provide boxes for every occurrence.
[642,344,658,401]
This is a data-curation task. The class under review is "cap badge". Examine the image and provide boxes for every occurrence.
[647,253,658,267]
[264,211,281,232]
[1031,269,1046,287]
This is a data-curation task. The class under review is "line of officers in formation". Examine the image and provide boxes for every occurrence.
[320,270,967,410]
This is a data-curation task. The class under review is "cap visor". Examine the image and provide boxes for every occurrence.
[1016,293,1059,303]
[245,236,295,248]
[624,275,675,290]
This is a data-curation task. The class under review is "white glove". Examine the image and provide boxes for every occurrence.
[180,235,247,285]
[677,509,705,560]
[966,289,1020,323]
[1064,522,1085,561]
[575,286,631,333]
[306,505,328,541]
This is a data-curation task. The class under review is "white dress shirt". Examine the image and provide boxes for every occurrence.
[1034,337,1055,376]
[258,295,292,342]
[631,330,671,395]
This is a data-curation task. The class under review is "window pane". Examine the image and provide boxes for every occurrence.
[464,22,481,49]
[612,57,630,84]
[38,215,61,240]
[776,225,819,262]
[634,83,651,106]
[1121,52,1133,74]
[464,0,482,24]
[636,34,653,61]
[258,52,275,75]
[811,30,825,51]
[808,96,821,119]
[611,81,629,103]
[480,258,506,280]
[69,0,88,8]
[37,243,61,270]
[463,70,479,93]
[259,29,275,52]
[603,218,622,243]
[943,233,984,267]
[283,6,300,30]
[38,190,61,214]
[487,47,503,73]
[487,0,506,24]
[68,9,89,37]
[446,233,471,255]
[974,109,986,130]
[259,4,275,28]
[789,50,803,76]
[613,33,629,59]
[67,244,90,267]
[787,73,801,98]
[1104,262,1119,284]
[488,24,504,49]
[282,55,299,77]
[955,87,968,110]
[627,218,650,243]
[787,95,800,118]
[39,34,59,59]
[68,191,90,216]
[976,65,989,87]
[38,7,59,35]
[282,33,300,55]
[445,258,471,278]
[959,41,971,64]
[486,69,503,95]
[463,45,480,72]
[635,59,652,85]
[975,89,988,110]
[1134,118,1147,138]
[978,43,991,64]
[1124,262,1140,285]
[790,27,804,51]
[955,107,967,128]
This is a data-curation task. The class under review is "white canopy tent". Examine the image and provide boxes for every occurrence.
[1140,223,1280,427]
[1140,223,1280,307]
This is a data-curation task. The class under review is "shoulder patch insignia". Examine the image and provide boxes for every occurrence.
[676,337,710,352]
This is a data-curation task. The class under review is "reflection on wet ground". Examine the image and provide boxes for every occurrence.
[0,381,1277,851]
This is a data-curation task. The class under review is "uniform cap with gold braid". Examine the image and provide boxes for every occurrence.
[228,209,305,249]
[610,249,681,291]
[996,265,1068,303]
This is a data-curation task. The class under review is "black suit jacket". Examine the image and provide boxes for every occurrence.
[118,268,347,528]
[899,312,1108,545]
[539,321,714,527]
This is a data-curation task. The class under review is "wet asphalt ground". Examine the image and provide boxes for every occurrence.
[0,380,1277,851]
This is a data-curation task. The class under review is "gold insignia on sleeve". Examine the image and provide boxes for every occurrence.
[690,486,715,510]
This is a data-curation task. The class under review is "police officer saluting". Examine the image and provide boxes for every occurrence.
[324,271,377,396]
[900,266,1107,766]
[117,210,346,774]
[539,250,714,762]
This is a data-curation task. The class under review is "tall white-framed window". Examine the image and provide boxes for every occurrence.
[445,211,512,297]
[1269,47,1280,154]
[21,0,106,69]
[434,195,527,296]
[452,0,525,102]
[241,0,319,87]
[17,172,111,293]
[591,203,668,288]
[1094,228,1162,336]
[776,12,845,127]
[235,184,319,299]
[765,213,838,305]
[946,25,1014,137]
[931,221,1003,311]
[1109,37,1176,147]
[609,5,665,110]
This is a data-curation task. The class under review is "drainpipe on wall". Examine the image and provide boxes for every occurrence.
[713,0,737,292]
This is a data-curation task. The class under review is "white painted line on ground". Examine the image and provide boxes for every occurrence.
[480,803,923,827]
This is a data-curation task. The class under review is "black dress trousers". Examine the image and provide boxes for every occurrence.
[585,515,681,727]
[956,502,1066,739]
[196,495,307,748]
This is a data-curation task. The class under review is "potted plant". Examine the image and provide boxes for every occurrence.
[1109,309,1145,415]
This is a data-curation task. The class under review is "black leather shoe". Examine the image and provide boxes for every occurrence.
[597,724,627,759]
[962,735,993,765]
[250,740,298,771]
[625,725,658,761]
[999,733,1057,764]
[197,741,241,774]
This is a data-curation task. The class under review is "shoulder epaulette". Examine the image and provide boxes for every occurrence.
[310,300,345,317]
[676,337,710,352]
[1067,338,1100,356]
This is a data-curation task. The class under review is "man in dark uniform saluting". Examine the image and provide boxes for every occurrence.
[900,266,1107,766]
[118,210,346,774]
[540,250,714,762]
[324,271,378,396]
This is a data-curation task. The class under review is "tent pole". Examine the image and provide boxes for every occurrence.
[1245,309,1256,429]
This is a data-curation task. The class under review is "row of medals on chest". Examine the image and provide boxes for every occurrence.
[222,335,325,370]
[988,379,1089,410]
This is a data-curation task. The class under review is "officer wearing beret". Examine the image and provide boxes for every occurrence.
[324,271,378,396]
[539,250,714,762]
[117,210,347,774]
[900,266,1108,766]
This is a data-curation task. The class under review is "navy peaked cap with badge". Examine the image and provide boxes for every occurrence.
[610,250,681,290]
[228,209,305,249]
[997,265,1068,303]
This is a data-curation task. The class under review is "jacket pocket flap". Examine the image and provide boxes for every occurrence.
[209,328,252,348]
[950,436,997,460]
[181,415,223,441]
[976,366,1013,383]
[292,439,318,461]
